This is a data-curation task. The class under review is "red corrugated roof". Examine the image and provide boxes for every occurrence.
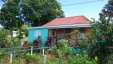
[43,15,90,26]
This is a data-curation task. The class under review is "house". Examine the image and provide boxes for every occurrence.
[28,15,91,46]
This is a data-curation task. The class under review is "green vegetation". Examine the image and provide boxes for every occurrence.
[0,0,23,30]
[102,0,113,17]
[25,53,37,64]
[89,14,113,64]
[0,0,113,64]
[0,38,97,64]
[45,39,97,64]
[0,28,13,48]
[0,0,64,28]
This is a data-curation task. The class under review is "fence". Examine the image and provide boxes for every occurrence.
[0,46,50,64]
[0,46,84,64]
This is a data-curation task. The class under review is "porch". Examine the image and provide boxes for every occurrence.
[48,27,90,47]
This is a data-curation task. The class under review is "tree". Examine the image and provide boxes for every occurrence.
[21,0,64,26]
[89,1,113,63]
[1,0,8,3]
[102,0,113,16]
[0,0,64,29]
[89,13,113,64]
[16,24,29,39]
[0,0,23,30]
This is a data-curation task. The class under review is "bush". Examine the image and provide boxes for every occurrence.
[25,53,37,63]
[0,28,13,48]
[68,53,97,64]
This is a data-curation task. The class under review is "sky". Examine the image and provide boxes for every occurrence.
[57,0,108,20]
[0,0,108,20]
[0,1,3,9]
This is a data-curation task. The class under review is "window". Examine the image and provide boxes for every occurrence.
[78,33,85,40]
[34,30,41,37]
[77,28,85,40]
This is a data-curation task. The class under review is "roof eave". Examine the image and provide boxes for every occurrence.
[44,24,91,29]
[27,26,47,30]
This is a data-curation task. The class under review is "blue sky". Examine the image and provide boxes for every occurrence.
[0,1,3,9]
[0,0,108,20]
[57,0,108,20]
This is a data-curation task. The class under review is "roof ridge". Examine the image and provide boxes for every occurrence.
[65,15,85,18]
[56,15,86,19]
[43,15,89,26]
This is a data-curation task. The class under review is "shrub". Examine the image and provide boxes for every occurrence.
[0,28,13,48]
[25,53,37,64]
[68,53,97,64]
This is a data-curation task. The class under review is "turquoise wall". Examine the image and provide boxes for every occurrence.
[28,27,48,46]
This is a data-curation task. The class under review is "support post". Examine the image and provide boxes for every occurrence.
[9,53,13,64]
[31,46,33,55]
[43,55,46,64]
[43,48,44,56]
[13,49,16,57]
